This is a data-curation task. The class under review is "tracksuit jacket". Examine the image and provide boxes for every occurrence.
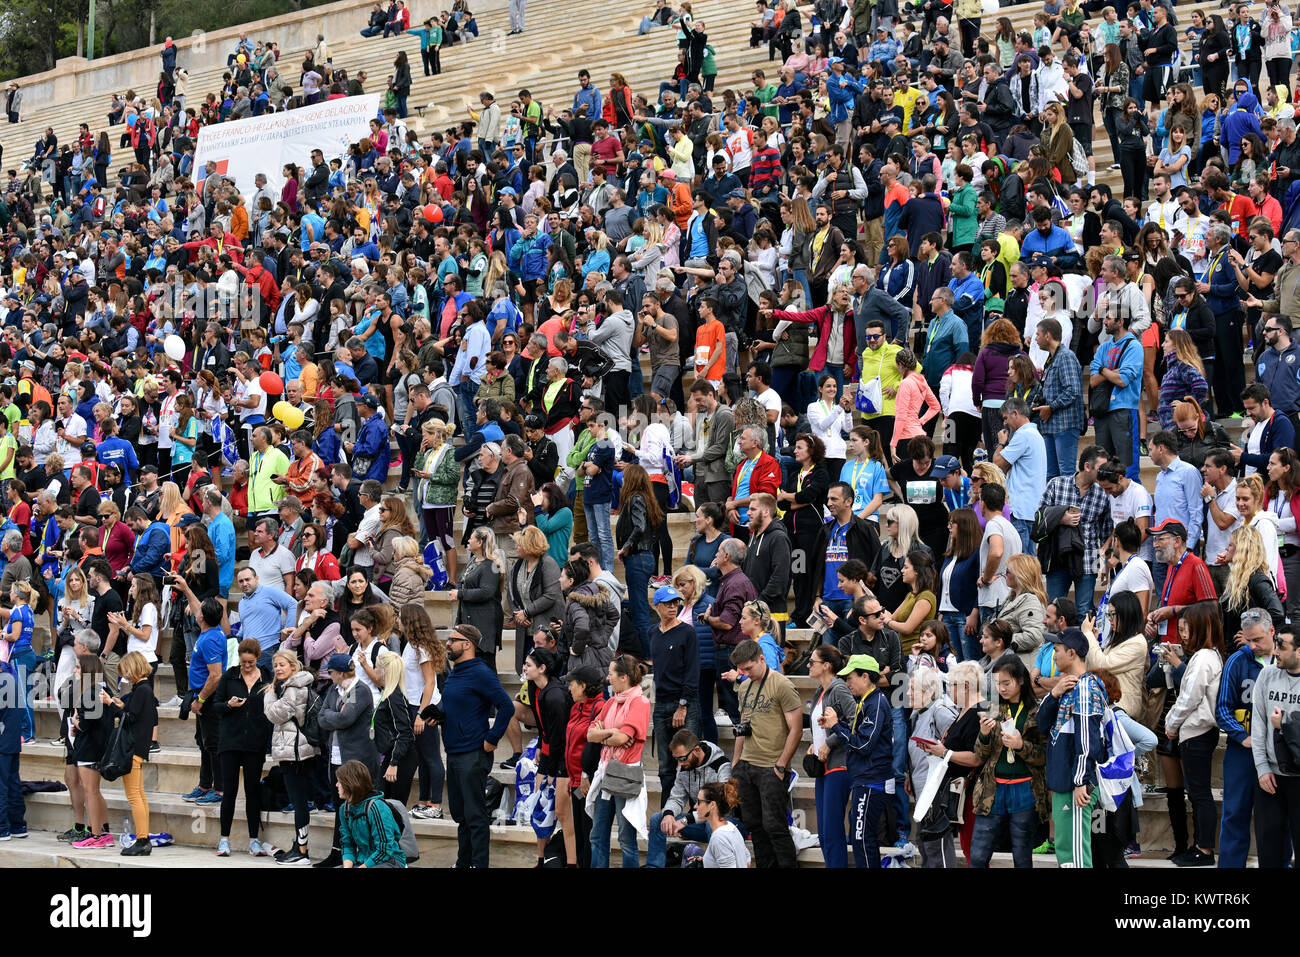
[1036,672,1106,793]
[831,687,894,786]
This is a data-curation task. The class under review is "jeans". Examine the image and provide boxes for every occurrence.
[816,767,851,867]
[591,795,640,868]
[410,704,446,803]
[1010,516,1036,557]
[456,380,481,440]
[849,785,888,868]
[1181,727,1220,850]
[1044,571,1098,617]
[652,697,701,799]
[1043,429,1079,480]
[623,551,653,658]
[646,811,710,867]
[584,502,615,573]
[11,649,35,740]
[940,610,973,662]
[890,705,909,839]
[968,779,1038,868]
[733,760,797,867]
[0,752,25,836]
[446,748,493,867]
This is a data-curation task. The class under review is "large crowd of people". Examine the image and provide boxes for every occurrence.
[0,0,1297,871]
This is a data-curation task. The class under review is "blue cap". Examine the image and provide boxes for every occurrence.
[326,653,354,673]
[653,585,683,605]
[725,188,747,200]
[929,454,961,478]
[827,56,844,66]
[498,186,518,196]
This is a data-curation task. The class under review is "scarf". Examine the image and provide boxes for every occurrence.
[600,686,645,764]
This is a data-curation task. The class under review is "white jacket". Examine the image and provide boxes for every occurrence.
[939,366,978,418]
[1165,647,1223,742]
[807,398,851,459]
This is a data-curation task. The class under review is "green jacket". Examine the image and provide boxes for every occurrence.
[340,793,406,868]
[702,44,717,77]
[948,183,978,249]
[567,428,596,491]
[406,25,443,49]
[416,443,460,506]
[535,506,574,567]
[752,83,779,119]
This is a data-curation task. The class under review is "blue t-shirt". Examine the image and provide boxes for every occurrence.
[943,475,972,512]
[1034,642,1058,679]
[840,458,890,516]
[1001,423,1047,521]
[189,626,228,695]
[6,604,33,656]
[823,521,851,601]
[170,417,198,465]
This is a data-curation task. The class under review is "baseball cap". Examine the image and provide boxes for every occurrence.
[929,454,961,478]
[1028,254,1051,267]
[653,585,683,605]
[1122,249,1142,263]
[1150,517,1188,540]
[360,393,380,409]
[1049,627,1088,658]
[79,441,96,456]
[139,464,158,475]
[838,654,881,676]
[326,653,354,673]
[827,56,844,66]
[725,189,746,200]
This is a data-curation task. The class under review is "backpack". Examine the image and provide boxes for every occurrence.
[292,686,324,749]
[27,561,50,615]
[382,796,420,862]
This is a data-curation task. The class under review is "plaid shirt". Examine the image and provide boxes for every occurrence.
[1039,344,1084,437]
[1042,475,1113,575]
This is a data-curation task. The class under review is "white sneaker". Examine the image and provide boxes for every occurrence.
[161,696,183,709]
[714,709,732,727]
[410,805,444,820]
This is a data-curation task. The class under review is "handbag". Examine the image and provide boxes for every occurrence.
[801,752,826,778]
[601,758,644,798]
[856,376,883,415]
[96,712,136,782]
[1089,338,1131,416]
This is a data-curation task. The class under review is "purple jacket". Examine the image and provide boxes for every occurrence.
[971,341,1023,405]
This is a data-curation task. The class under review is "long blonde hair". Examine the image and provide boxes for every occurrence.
[1224,525,1269,611]
[379,652,406,705]
[971,461,1007,487]
[159,481,186,521]
[471,526,508,594]
[1006,553,1048,608]
[884,503,920,556]
[1166,329,1205,377]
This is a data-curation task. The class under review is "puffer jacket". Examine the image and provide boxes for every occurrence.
[388,558,432,607]
[264,670,318,763]
[565,580,619,672]
[999,591,1046,664]
[972,700,1049,821]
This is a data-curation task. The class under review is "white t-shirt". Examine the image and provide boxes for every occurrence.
[1029,313,1072,370]
[1203,480,1240,566]
[1099,557,1154,646]
[157,392,179,451]
[352,640,397,702]
[402,641,441,709]
[127,602,160,662]
[353,505,382,567]
[1109,481,1154,561]
[239,379,267,427]
[978,514,1021,608]
[1244,419,1265,477]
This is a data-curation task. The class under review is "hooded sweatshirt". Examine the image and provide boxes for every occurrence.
[1223,89,1262,165]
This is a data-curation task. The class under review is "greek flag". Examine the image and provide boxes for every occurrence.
[1095,706,1137,812]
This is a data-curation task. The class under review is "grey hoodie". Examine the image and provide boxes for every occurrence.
[1252,664,1300,777]
[663,740,733,818]
[588,309,635,372]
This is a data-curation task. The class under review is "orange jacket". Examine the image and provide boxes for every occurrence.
[669,181,693,229]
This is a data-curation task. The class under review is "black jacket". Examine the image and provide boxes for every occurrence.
[373,686,415,766]
[810,514,881,599]
[117,680,158,760]
[212,664,273,753]
[743,520,793,614]
[1031,504,1085,581]
[304,161,330,204]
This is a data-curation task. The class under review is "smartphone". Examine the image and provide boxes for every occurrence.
[910,736,939,747]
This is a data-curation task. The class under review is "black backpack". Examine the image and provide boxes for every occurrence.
[292,686,324,750]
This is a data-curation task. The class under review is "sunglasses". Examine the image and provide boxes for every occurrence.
[865,333,883,341]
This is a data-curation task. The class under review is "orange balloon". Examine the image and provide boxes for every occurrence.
[423,203,444,224]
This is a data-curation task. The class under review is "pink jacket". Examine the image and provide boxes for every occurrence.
[892,373,940,447]
[772,304,858,378]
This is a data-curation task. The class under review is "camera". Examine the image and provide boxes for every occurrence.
[733,721,753,737]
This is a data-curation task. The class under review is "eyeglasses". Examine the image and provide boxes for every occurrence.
[865,333,883,341]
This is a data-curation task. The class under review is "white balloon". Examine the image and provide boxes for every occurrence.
[164,335,186,361]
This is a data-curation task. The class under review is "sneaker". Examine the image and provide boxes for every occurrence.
[1230,411,1244,418]
[19,736,34,745]
[312,850,343,868]
[180,786,205,802]
[1123,842,1142,859]
[410,804,443,820]
[121,839,152,857]
[216,837,231,857]
[893,835,912,850]
[499,752,521,770]
[428,806,444,820]
[0,833,10,841]
[149,742,161,754]
[277,847,312,866]
[161,695,184,709]
[73,833,113,849]
[57,826,89,843]
[1139,439,1149,457]
[1033,839,1055,855]
[196,790,223,805]
[1177,848,1215,867]
[1108,163,1121,170]
[249,838,268,856]
[1167,847,1192,863]
[714,709,732,727]
[10,827,26,839]
[648,575,671,590]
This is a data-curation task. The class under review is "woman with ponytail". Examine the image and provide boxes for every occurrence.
[689,779,750,868]
[1169,395,1230,471]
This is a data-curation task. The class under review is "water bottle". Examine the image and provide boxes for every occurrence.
[119,818,134,848]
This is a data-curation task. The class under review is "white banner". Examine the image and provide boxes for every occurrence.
[193,93,381,199]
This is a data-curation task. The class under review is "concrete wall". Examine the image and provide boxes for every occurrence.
[13,0,509,114]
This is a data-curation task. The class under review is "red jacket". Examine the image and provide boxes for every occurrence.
[602,86,634,127]
[235,262,281,313]
[565,694,605,782]
[730,450,782,504]
[180,232,244,265]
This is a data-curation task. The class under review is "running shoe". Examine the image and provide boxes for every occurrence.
[1032,839,1055,855]
[216,837,231,857]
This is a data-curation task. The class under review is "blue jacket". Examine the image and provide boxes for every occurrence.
[209,512,237,594]
[948,272,986,340]
[1019,225,1075,261]
[686,594,716,674]
[1216,646,1264,746]
[898,194,945,255]
[1037,672,1107,792]
[832,687,893,786]
[826,71,863,125]
[1255,342,1300,415]
[1239,410,1295,473]
[921,308,969,394]
[940,551,981,615]
[1089,332,1144,412]
[353,414,391,483]
[1222,93,1262,165]
[441,655,513,754]
[1204,244,1244,317]
[130,521,171,577]
[509,232,552,281]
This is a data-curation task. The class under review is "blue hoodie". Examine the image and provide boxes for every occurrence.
[1223,89,1262,164]
[441,655,513,754]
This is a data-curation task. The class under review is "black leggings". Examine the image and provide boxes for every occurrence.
[1119,147,1148,203]
[651,481,673,577]
[219,749,265,839]
[280,758,314,849]
[381,749,420,804]
[1180,727,1220,851]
